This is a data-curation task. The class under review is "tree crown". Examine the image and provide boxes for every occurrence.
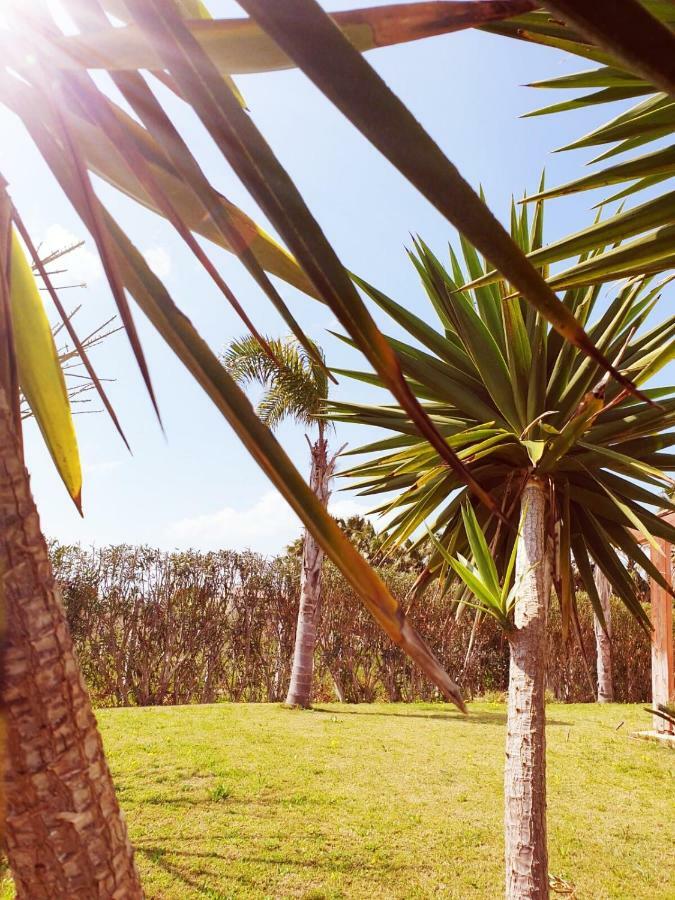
[333,196,675,635]
[222,335,329,432]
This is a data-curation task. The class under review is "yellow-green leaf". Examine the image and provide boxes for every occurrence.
[60,2,537,75]
[10,230,82,509]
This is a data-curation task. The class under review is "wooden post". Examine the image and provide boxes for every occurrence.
[649,538,674,733]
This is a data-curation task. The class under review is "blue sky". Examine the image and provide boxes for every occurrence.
[3,1,668,554]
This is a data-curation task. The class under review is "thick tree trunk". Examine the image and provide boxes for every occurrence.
[284,430,336,708]
[593,568,614,703]
[0,388,143,898]
[505,477,550,900]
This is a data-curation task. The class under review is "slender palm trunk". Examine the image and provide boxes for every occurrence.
[0,387,142,898]
[284,426,335,708]
[593,568,613,703]
[505,477,550,900]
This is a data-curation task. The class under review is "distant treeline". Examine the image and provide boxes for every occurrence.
[51,543,652,708]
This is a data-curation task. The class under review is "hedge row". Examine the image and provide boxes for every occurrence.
[51,543,653,707]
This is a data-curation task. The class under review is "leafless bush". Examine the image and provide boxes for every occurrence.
[51,544,653,707]
[546,598,652,703]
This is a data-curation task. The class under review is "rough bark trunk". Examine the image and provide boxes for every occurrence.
[0,387,143,898]
[284,430,336,708]
[593,568,614,704]
[505,477,550,900]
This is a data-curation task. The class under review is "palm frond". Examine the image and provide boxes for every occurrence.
[222,335,328,430]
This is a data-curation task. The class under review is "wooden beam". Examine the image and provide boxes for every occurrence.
[649,539,674,733]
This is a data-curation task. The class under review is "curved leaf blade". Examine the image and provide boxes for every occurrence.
[236,0,646,403]
[10,230,82,509]
[56,2,538,74]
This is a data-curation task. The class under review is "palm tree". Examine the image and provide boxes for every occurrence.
[333,197,675,899]
[287,514,426,574]
[223,335,341,708]
[0,220,142,896]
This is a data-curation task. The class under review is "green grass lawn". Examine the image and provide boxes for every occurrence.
[4,702,674,898]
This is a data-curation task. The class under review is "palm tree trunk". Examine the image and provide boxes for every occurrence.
[505,477,550,900]
[593,568,613,703]
[284,429,335,708]
[0,387,142,898]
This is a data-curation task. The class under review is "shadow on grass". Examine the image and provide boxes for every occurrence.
[310,706,572,727]
[137,843,419,874]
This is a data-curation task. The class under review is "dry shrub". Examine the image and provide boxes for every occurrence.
[51,544,653,707]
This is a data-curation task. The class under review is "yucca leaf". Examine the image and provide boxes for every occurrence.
[459,233,505,348]
[343,434,420,457]
[426,527,510,628]
[558,480,573,642]
[379,474,455,551]
[554,286,640,423]
[499,529,520,609]
[60,64,285,367]
[558,98,675,153]
[12,205,129,451]
[463,191,675,290]
[594,476,660,554]
[573,479,675,544]
[9,230,82,509]
[56,6,321,363]
[352,274,479,382]
[57,2,538,75]
[575,508,651,631]
[461,503,501,598]
[570,531,608,634]
[334,329,500,424]
[539,392,604,470]
[593,469,675,517]
[483,22,618,68]
[591,128,675,168]
[600,172,675,207]
[523,145,675,202]
[529,66,646,91]
[7,72,466,705]
[526,317,548,425]
[546,225,675,291]
[236,0,643,402]
[523,84,651,119]
[600,519,675,600]
[538,1,675,97]
[46,73,162,423]
[92,0,249,108]
[120,0,507,520]
[576,442,672,487]
[0,72,315,298]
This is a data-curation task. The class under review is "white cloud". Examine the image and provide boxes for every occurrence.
[166,491,382,555]
[40,224,103,285]
[167,491,299,555]
[329,497,375,521]
[142,246,172,279]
